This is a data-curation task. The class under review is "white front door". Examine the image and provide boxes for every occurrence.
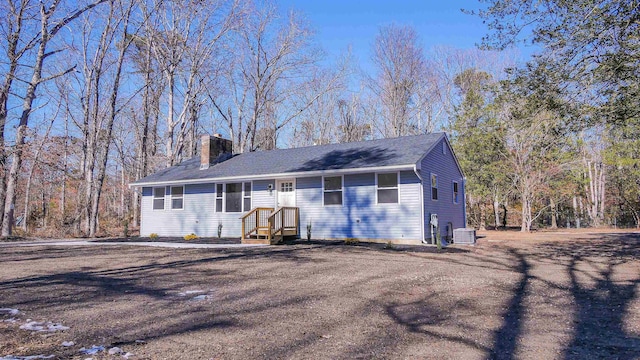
[276,179,296,207]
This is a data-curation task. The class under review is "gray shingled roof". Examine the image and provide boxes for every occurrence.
[131,132,445,185]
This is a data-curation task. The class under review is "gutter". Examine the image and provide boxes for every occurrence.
[463,176,468,228]
[129,164,415,188]
[413,163,427,244]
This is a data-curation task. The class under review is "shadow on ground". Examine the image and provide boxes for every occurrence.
[0,232,638,359]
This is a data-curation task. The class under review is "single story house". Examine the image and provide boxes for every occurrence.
[130,132,467,245]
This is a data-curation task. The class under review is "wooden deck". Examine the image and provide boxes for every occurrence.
[241,207,299,244]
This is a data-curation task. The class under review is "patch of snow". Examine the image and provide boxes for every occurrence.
[178,290,205,296]
[134,340,145,344]
[107,347,123,355]
[79,345,105,355]
[61,341,75,347]
[190,294,211,301]
[0,355,54,360]
[2,318,18,323]
[0,308,20,316]
[122,352,134,359]
[19,321,69,332]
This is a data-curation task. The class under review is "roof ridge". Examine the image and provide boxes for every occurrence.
[238,132,444,154]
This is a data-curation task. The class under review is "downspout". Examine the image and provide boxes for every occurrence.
[414,164,428,244]
[463,176,468,228]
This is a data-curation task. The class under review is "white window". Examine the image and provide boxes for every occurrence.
[170,186,184,210]
[280,181,294,192]
[323,176,343,206]
[377,172,399,204]
[153,187,165,210]
[442,142,447,155]
[453,181,459,204]
[225,183,242,213]
[216,182,252,213]
[431,174,438,201]
[215,184,223,212]
[243,182,252,211]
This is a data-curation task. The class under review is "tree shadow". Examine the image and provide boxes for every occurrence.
[379,232,640,359]
[0,245,331,311]
[385,296,491,353]
[289,147,396,172]
[486,233,640,359]
[535,233,640,359]
[486,249,531,360]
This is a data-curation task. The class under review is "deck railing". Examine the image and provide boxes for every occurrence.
[241,207,274,241]
[268,207,299,242]
[242,206,299,243]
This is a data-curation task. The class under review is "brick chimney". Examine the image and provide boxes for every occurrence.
[200,134,233,170]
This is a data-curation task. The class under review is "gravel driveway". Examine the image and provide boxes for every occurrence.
[1,231,639,359]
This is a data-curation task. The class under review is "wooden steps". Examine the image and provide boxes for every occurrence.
[241,207,299,245]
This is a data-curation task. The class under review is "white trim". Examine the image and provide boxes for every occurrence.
[452,180,459,205]
[416,133,466,179]
[276,178,296,207]
[243,181,253,212]
[215,183,224,213]
[130,164,413,188]
[413,165,426,243]
[322,175,344,206]
[169,185,185,210]
[375,171,400,205]
[463,177,468,227]
[152,186,166,211]
[416,133,446,168]
[430,173,438,201]
[217,182,252,213]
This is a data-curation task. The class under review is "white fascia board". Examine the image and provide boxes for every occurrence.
[129,164,414,188]
[415,133,465,178]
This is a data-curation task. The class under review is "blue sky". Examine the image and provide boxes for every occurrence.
[278,0,533,68]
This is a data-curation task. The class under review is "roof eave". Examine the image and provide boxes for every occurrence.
[129,164,416,188]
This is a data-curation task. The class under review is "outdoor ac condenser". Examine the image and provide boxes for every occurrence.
[453,228,476,245]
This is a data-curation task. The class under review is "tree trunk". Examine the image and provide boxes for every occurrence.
[479,201,487,231]
[166,71,175,167]
[493,196,500,229]
[61,120,68,223]
[550,198,558,229]
[2,9,47,236]
[521,196,528,232]
[572,196,579,229]
[88,1,132,236]
[2,125,27,236]
[501,203,508,228]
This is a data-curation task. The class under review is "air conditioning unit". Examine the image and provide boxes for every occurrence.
[453,228,476,245]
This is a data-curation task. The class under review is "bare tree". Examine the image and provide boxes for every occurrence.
[22,114,55,232]
[580,127,606,226]
[0,0,40,229]
[368,24,429,138]
[142,0,241,166]
[1,0,107,237]
[336,94,371,143]
[210,2,342,152]
[428,45,517,130]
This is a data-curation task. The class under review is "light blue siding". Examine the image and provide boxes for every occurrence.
[141,154,465,245]
[296,172,423,242]
[420,137,466,242]
[252,179,275,208]
[140,183,245,237]
[141,171,425,242]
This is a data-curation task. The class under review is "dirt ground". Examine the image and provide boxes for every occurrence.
[0,230,639,360]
